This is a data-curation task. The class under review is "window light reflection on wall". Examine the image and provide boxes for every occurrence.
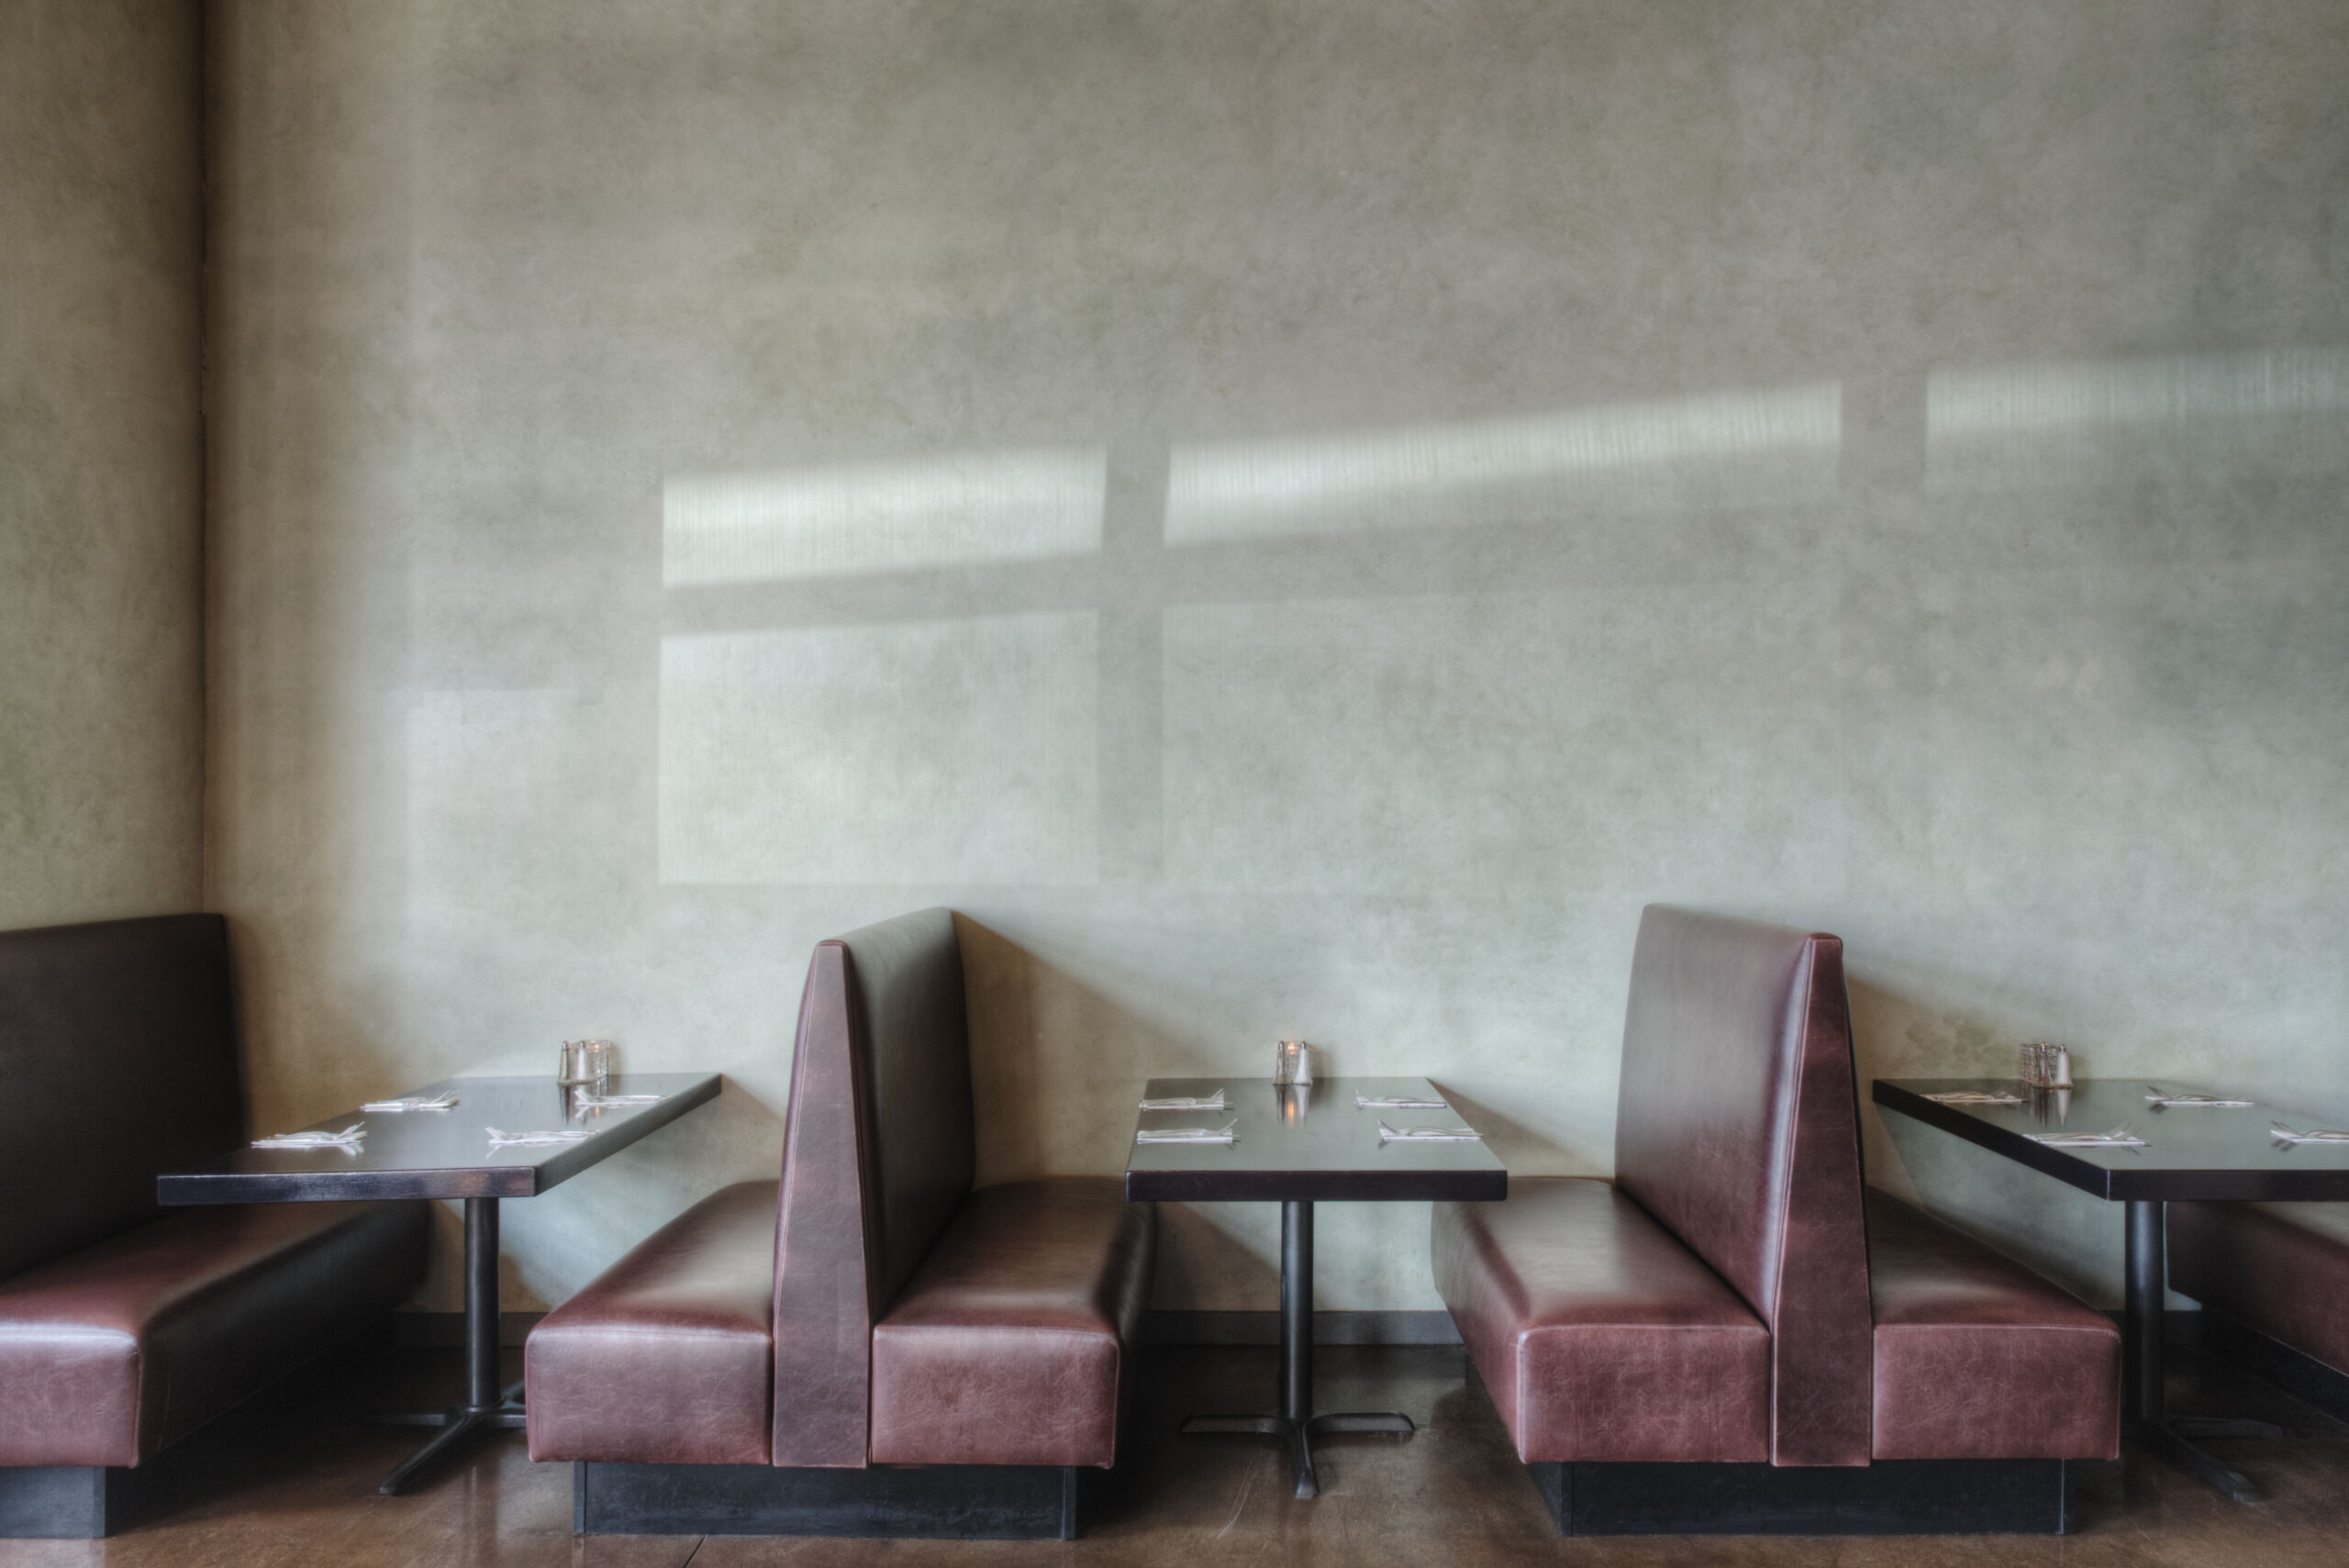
[1926,348,2349,491]
[1163,384,1842,546]
[662,446,1108,586]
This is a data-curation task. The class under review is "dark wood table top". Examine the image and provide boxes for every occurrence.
[1875,1077,2349,1202]
[1122,1076,1508,1204]
[156,1073,723,1204]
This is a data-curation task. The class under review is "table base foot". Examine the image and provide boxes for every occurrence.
[377,1398,529,1496]
[373,1381,525,1429]
[2125,1420,2262,1504]
[1180,1410,1414,1499]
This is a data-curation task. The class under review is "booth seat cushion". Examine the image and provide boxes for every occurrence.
[1431,1177,1771,1464]
[527,1181,778,1466]
[868,1179,1154,1468]
[1866,1191,2120,1461]
[0,1199,429,1468]
[2169,1199,2349,1376]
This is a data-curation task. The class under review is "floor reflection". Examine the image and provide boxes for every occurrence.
[47,1340,2349,1565]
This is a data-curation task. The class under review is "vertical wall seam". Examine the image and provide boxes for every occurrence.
[193,0,216,913]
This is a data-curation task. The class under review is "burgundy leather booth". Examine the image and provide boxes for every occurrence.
[1865,1190,2119,1462]
[1436,906,1871,1470]
[2170,1200,2349,1422]
[0,915,430,1538]
[1433,905,2115,1534]
[526,907,1155,1538]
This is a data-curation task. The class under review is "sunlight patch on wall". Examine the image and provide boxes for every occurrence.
[662,448,1106,586]
[1162,384,1842,545]
[1927,348,2349,492]
[658,613,1098,885]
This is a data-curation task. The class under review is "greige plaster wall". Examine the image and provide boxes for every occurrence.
[207,0,2349,1313]
[1,1,205,930]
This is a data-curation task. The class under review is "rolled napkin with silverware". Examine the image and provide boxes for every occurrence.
[2270,1123,2349,1145]
[485,1126,598,1149]
[2144,1086,2254,1108]
[252,1123,366,1150]
[360,1092,459,1112]
[570,1092,666,1108]
[1377,1121,1482,1143]
[1358,1094,1447,1109]
[1925,1090,2025,1106]
[1140,1089,1226,1111]
[1135,1119,1237,1145]
[2028,1126,2145,1147]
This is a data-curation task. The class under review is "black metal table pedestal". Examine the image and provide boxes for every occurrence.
[2121,1199,2279,1504]
[1178,1201,1413,1499]
[377,1197,529,1496]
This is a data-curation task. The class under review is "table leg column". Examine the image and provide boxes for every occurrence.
[1281,1201,1312,1428]
[1178,1196,1412,1500]
[466,1195,502,1413]
[378,1196,529,1496]
[2122,1197,2270,1503]
[2124,1198,2164,1425]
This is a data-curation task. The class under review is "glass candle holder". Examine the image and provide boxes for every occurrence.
[1274,1039,1312,1085]
[559,1039,614,1089]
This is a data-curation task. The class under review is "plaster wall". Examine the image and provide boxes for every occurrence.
[206,0,2349,1313]
[1,1,205,930]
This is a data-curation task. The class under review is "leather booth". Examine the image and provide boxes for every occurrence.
[526,907,1155,1539]
[1432,906,2118,1534]
[0,915,431,1538]
[2170,1200,2349,1424]
[1865,1190,2119,1462]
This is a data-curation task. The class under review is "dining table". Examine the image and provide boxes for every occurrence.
[1874,1075,2349,1503]
[1124,1075,1506,1498]
[156,1072,721,1495]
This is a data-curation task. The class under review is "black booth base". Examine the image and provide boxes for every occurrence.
[1531,1457,2071,1535]
[0,1463,170,1539]
[573,1459,1088,1539]
[2203,1312,2349,1428]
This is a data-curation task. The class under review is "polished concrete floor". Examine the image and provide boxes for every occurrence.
[5,1342,2347,1566]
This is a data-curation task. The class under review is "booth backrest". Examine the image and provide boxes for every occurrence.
[1611,905,1872,1465]
[0,914,245,1282]
[770,907,975,1466]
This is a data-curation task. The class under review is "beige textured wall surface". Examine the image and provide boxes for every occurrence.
[207,0,2349,1313]
[0,1,205,930]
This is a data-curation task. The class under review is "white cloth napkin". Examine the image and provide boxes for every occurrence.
[253,1123,366,1150]
[360,1093,458,1112]
[2270,1123,2349,1145]
[1378,1121,1482,1143]
[485,1126,597,1149]
[571,1092,666,1108]
[2028,1127,2146,1147]
[1141,1090,1225,1111]
[2143,1087,2254,1107]
[1357,1094,1448,1109]
[1924,1091,2025,1106]
[1135,1120,1237,1145]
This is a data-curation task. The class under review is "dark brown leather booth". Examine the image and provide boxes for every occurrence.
[1433,905,2117,1534]
[0,915,431,1538]
[526,907,1155,1539]
[2170,1200,2349,1424]
[1865,1190,2119,1462]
